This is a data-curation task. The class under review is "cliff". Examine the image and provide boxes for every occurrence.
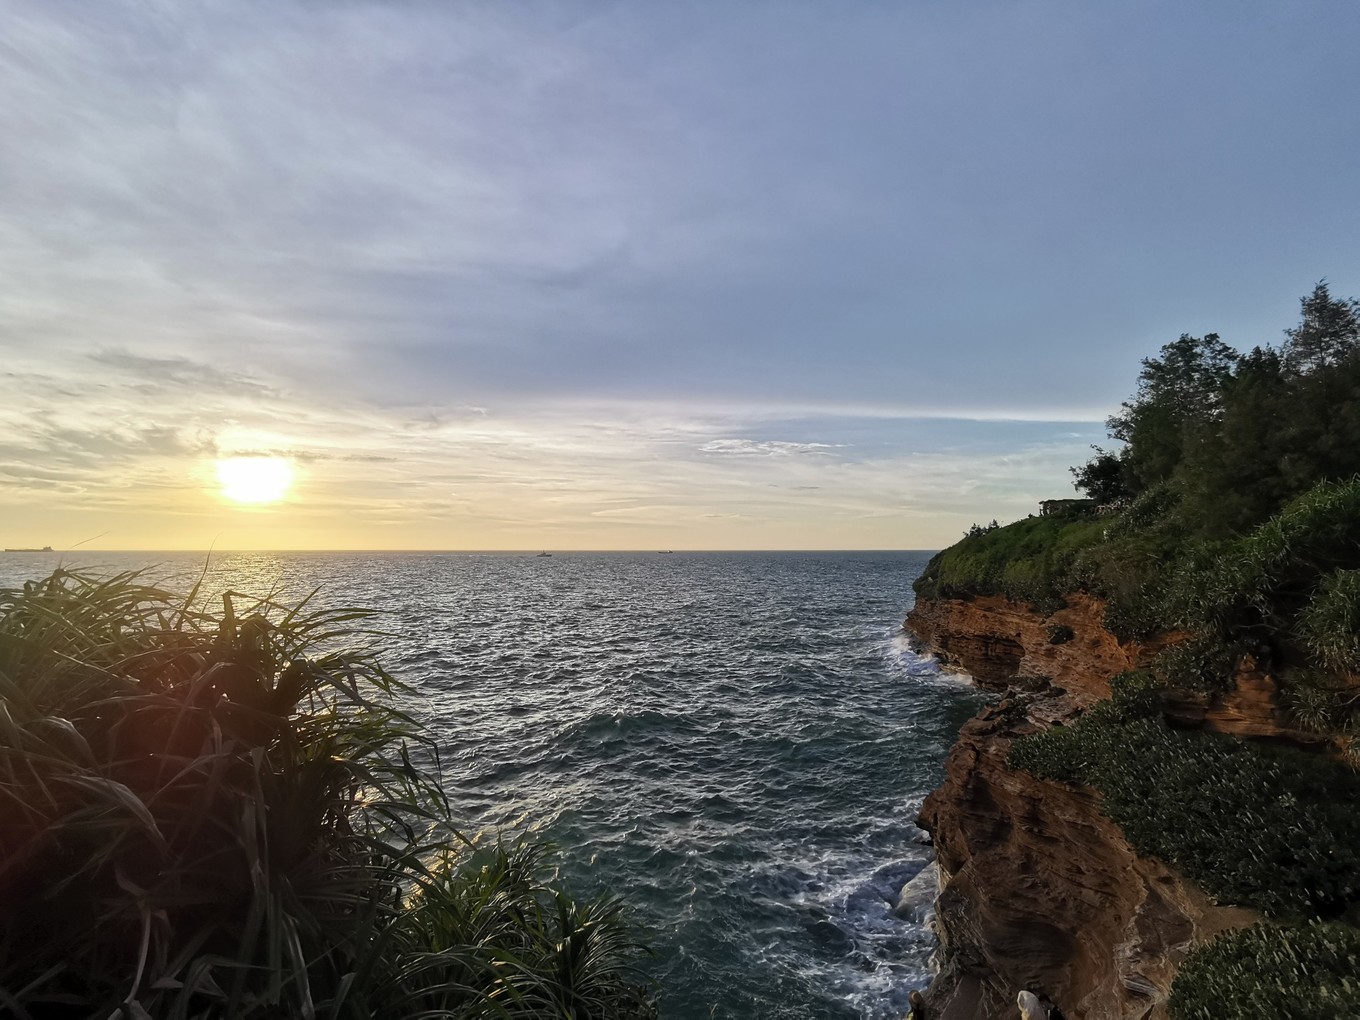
[906,594,1327,746]
[906,594,1304,1020]
[905,594,1168,699]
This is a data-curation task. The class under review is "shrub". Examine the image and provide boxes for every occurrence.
[1070,510,1191,641]
[1099,593,1164,643]
[1045,624,1074,645]
[1170,921,1360,1020]
[926,478,1360,662]
[1175,477,1360,635]
[1105,669,1166,718]
[1007,719,1091,785]
[1009,704,1360,919]
[0,570,656,1018]
[1100,483,1179,538]
[1148,633,1240,692]
[1298,568,1360,673]
[1281,668,1360,738]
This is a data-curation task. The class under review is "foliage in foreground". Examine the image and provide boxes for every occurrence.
[1008,678,1360,919]
[0,570,656,1019]
[1169,922,1360,1020]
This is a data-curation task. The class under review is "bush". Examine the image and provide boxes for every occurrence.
[1009,703,1360,919]
[1070,511,1191,641]
[1046,624,1075,645]
[1148,633,1241,692]
[1105,669,1166,718]
[1298,568,1360,673]
[1281,668,1360,738]
[1170,921,1360,1020]
[0,570,656,1018]
[1174,477,1360,635]
[1100,483,1179,539]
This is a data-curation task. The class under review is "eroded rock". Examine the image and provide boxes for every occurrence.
[906,596,1265,1020]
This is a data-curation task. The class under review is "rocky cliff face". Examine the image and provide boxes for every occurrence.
[904,594,1172,701]
[906,595,1284,1020]
[906,594,1324,744]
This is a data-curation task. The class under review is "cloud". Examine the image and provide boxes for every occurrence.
[6,1,1348,547]
[89,350,279,398]
[698,439,844,457]
[0,0,1175,419]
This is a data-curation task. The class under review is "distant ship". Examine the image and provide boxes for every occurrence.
[5,546,53,552]
[536,551,552,557]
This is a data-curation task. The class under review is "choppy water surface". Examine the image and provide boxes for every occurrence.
[0,550,980,1018]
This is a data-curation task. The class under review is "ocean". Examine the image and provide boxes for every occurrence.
[0,550,981,1019]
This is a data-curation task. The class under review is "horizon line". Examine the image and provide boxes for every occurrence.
[2,547,942,555]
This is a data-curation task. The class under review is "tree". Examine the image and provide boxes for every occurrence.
[1282,281,1360,375]
[1071,447,1129,504]
[1173,345,1289,535]
[1107,333,1240,491]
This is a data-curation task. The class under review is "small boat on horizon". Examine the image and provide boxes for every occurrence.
[536,551,553,557]
[5,545,53,552]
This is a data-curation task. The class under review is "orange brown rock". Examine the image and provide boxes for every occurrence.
[906,595,1269,1020]
[904,594,1174,703]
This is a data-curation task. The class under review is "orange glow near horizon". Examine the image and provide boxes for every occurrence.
[215,457,294,505]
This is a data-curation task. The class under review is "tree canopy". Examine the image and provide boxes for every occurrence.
[1073,283,1360,537]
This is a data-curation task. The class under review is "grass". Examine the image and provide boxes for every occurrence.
[0,569,656,1019]
[912,511,1107,612]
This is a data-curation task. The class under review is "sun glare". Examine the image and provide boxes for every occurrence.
[216,457,294,505]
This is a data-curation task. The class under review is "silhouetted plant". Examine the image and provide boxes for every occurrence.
[0,569,656,1019]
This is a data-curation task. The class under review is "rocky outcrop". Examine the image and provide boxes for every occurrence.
[904,594,1174,701]
[905,595,1289,1020]
[904,594,1316,743]
[916,684,1255,1020]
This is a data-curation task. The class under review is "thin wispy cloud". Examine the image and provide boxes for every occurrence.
[698,440,844,457]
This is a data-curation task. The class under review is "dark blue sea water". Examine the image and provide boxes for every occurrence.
[0,550,981,1018]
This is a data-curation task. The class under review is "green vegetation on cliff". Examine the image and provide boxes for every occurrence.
[912,513,1106,612]
[921,283,1360,1020]
[1169,922,1360,1020]
[917,282,1360,735]
[1010,675,1360,919]
[0,570,656,1019]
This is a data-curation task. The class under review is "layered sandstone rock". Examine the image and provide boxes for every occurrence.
[904,594,1314,741]
[904,594,1172,701]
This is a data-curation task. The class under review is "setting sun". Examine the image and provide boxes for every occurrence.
[215,457,294,504]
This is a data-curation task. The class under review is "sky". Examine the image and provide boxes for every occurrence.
[2,0,1358,551]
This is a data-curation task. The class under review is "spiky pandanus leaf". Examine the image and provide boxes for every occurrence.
[0,570,656,1019]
